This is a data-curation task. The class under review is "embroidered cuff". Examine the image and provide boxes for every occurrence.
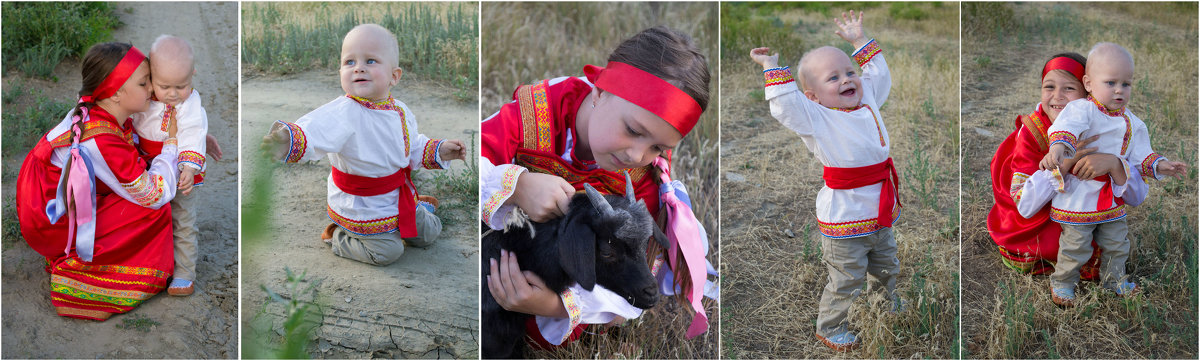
[1140,153,1166,180]
[178,150,205,172]
[277,120,307,163]
[482,165,526,228]
[559,288,582,344]
[763,66,794,87]
[1010,172,1030,203]
[422,139,445,169]
[852,39,880,67]
[163,138,178,147]
[122,173,167,207]
[1047,131,1078,153]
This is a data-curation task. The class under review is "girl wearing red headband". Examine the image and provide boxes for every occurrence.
[15,42,181,320]
[481,26,715,353]
[987,52,1149,286]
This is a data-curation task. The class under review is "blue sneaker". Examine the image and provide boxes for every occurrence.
[817,330,859,351]
[1111,281,1139,297]
[1051,287,1075,307]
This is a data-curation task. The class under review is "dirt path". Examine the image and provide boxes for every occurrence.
[239,72,479,359]
[1,2,239,359]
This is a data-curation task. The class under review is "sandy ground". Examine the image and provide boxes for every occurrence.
[239,72,479,359]
[1,2,239,359]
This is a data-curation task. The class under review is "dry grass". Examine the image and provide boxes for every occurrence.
[962,3,1198,359]
[482,2,719,359]
[720,3,959,359]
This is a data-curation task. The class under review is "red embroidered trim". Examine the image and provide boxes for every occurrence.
[280,121,306,163]
[852,39,881,67]
[421,140,443,169]
[764,67,794,87]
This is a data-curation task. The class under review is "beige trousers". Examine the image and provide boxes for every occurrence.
[330,206,442,266]
[816,227,899,337]
[1051,219,1130,291]
[171,188,199,281]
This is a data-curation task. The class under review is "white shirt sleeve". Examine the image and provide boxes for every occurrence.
[175,92,208,172]
[1016,169,1058,218]
[480,157,527,230]
[534,284,644,346]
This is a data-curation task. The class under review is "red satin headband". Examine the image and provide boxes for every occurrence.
[80,46,146,103]
[1042,56,1084,83]
[584,62,702,136]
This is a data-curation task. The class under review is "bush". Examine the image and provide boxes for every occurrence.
[1,2,123,78]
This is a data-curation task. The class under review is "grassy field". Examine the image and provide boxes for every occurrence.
[720,2,960,359]
[241,2,476,101]
[482,2,719,359]
[961,3,1198,359]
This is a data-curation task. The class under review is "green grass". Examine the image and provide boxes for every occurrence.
[245,267,324,359]
[241,2,477,100]
[115,314,161,333]
[1,85,73,157]
[1,2,123,78]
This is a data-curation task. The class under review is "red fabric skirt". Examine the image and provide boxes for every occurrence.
[987,122,1100,279]
[16,138,174,320]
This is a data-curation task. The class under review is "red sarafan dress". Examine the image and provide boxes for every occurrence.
[16,106,176,321]
[481,76,662,347]
[988,104,1102,279]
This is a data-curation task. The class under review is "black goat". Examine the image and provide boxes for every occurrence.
[481,175,669,359]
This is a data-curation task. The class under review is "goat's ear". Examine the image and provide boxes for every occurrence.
[558,215,597,290]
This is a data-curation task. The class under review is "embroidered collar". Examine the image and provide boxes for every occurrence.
[1088,95,1124,116]
[829,103,867,113]
[346,94,396,110]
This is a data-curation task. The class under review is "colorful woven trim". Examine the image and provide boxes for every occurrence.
[1050,205,1126,225]
[831,104,868,113]
[421,139,444,169]
[64,258,168,279]
[1088,95,1124,116]
[1139,153,1164,179]
[559,288,582,344]
[277,120,307,163]
[160,103,176,132]
[517,81,553,152]
[817,205,901,239]
[514,152,648,195]
[178,150,205,171]
[51,275,154,305]
[49,120,133,148]
[763,67,794,87]
[326,205,396,236]
[483,165,524,225]
[852,39,881,67]
[54,305,114,320]
[121,172,167,207]
[1047,131,1078,152]
[1119,113,1132,155]
[1010,172,1030,203]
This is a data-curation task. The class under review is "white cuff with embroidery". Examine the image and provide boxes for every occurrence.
[535,283,644,346]
[481,159,527,230]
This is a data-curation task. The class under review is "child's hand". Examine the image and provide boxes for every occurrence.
[488,249,568,318]
[178,167,196,195]
[206,134,223,162]
[749,47,780,69]
[438,139,467,162]
[508,172,574,222]
[1041,143,1068,170]
[261,122,290,160]
[834,10,869,49]
[1156,160,1188,179]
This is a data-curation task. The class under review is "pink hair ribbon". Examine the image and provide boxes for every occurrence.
[652,156,712,338]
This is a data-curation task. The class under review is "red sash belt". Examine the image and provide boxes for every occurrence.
[822,158,901,227]
[1094,174,1124,211]
[331,167,418,238]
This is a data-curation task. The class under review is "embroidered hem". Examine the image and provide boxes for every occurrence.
[852,39,881,67]
[1050,205,1126,225]
[559,288,582,344]
[326,205,398,236]
[1047,131,1078,152]
[179,150,205,171]
[121,172,167,207]
[817,205,901,239]
[763,67,794,87]
[1139,153,1164,179]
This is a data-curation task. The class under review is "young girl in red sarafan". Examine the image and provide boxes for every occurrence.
[481,26,718,349]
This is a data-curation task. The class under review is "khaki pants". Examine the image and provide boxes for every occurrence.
[330,206,442,266]
[816,228,899,337]
[1051,220,1130,290]
[171,188,199,281]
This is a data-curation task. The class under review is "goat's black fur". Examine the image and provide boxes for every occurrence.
[481,182,668,359]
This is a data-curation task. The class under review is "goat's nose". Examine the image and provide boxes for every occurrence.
[642,285,658,299]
